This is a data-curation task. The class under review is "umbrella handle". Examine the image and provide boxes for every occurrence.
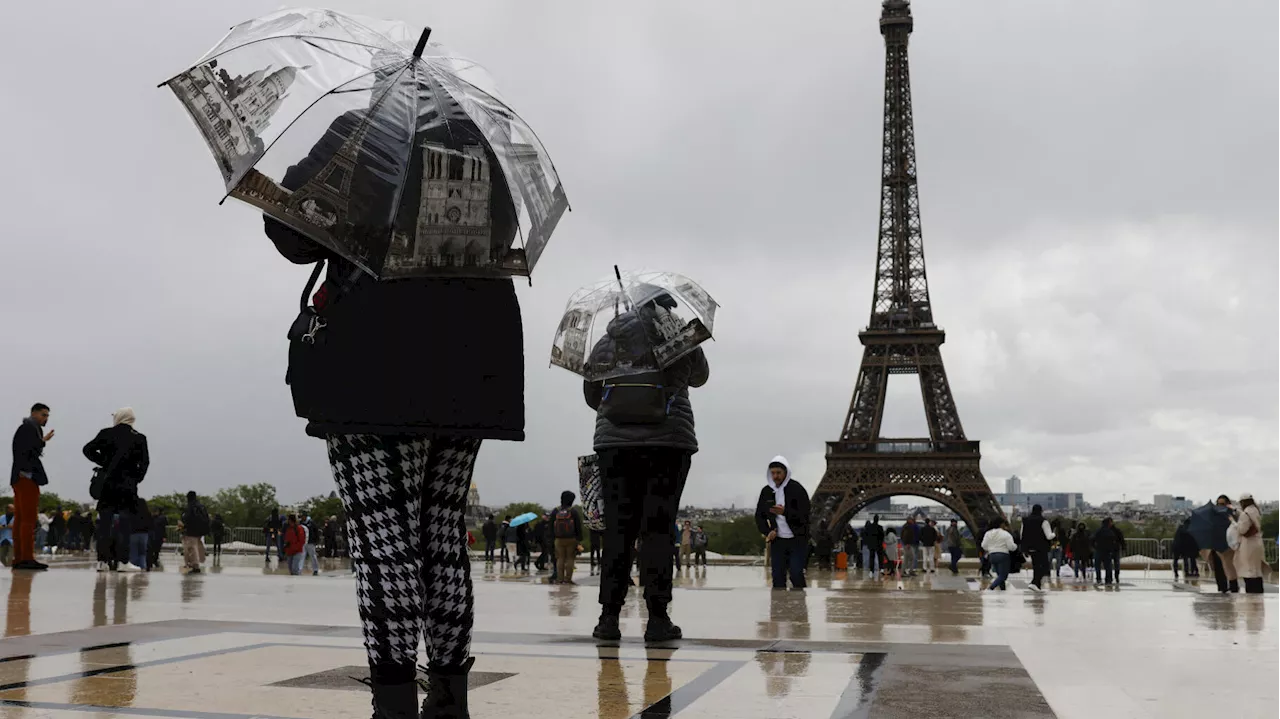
[413,28,433,58]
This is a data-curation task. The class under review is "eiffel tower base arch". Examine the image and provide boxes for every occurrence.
[810,449,1003,539]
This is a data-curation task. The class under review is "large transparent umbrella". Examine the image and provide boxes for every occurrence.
[160,7,568,279]
[550,268,718,381]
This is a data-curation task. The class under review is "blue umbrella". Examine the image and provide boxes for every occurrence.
[509,512,539,528]
[1187,503,1231,553]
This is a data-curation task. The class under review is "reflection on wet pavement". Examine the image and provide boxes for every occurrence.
[0,556,1272,718]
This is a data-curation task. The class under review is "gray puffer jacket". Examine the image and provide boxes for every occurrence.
[582,310,710,453]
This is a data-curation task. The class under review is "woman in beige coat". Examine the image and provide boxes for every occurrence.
[1233,493,1266,594]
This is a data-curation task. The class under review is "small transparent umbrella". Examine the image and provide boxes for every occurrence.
[550,268,718,381]
[160,7,568,279]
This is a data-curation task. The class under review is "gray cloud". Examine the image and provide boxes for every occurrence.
[1,1,1274,513]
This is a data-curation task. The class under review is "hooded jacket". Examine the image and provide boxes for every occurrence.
[582,307,709,452]
[754,456,810,539]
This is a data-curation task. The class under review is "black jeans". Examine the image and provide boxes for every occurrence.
[95,505,130,566]
[597,447,691,616]
[484,538,496,561]
[1029,550,1050,588]
[770,537,807,589]
[1095,549,1119,583]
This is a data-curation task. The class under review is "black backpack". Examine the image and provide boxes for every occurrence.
[185,503,211,537]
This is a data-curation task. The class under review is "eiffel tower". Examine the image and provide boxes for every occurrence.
[809,0,1002,537]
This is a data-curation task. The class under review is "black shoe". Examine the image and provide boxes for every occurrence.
[644,616,683,643]
[12,560,48,571]
[356,677,418,719]
[420,657,473,719]
[593,613,622,641]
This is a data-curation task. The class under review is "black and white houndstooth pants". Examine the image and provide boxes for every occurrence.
[327,434,481,681]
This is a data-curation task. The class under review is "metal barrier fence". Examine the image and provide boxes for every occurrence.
[159,527,347,556]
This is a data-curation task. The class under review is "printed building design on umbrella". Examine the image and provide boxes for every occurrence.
[392,141,495,269]
[169,62,301,181]
[551,308,594,372]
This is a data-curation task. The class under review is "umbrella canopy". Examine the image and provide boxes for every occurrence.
[509,512,538,528]
[1187,503,1231,553]
[161,8,568,279]
[550,269,718,381]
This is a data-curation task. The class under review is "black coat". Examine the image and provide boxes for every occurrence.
[482,519,497,541]
[1172,526,1198,558]
[863,522,885,550]
[267,111,524,441]
[754,481,811,539]
[919,524,939,547]
[10,417,48,487]
[582,309,709,453]
[82,425,150,510]
[1069,529,1092,560]
[1093,525,1120,553]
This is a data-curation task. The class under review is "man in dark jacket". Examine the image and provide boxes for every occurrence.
[482,515,498,563]
[83,408,150,572]
[149,512,167,569]
[900,517,920,576]
[1019,505,1054,591]
[535,513,554,573]
[756,457,811,590]
[1092,518,1121,585]
[180,491,209,574]
[862,517,885,579]
[10,403,53,571]
[587,302,710,644]
[943,519,964,575]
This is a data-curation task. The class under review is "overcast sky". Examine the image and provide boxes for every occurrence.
[1,1,1276,512]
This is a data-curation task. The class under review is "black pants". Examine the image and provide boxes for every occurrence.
[484,538,496,561]
[95,505,130,566]
[1095,549,1119,583]
[1209,552,1239,593]
[771,537,807,589]
[597,447,691,617]
[1243,577,1264,594]
[1030,550,1050,588]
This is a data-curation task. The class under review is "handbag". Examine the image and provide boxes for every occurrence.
[1226,523,1241,551]
[287,260,365,345]
[598,371,675,425]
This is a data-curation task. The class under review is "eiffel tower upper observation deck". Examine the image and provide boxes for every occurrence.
[809,0,1003,536]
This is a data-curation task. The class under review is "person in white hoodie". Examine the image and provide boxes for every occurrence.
[754,457,811,590]
[981,518,1017,591]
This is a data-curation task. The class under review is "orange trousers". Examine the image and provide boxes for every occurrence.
[12,475,40,563]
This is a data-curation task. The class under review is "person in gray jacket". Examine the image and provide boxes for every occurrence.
[586,294,710,644]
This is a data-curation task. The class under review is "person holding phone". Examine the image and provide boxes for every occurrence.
[10,403,53,571]
[755,457,811,590]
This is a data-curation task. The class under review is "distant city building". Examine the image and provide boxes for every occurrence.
[1005,476,1023,496]
[865,497,892,512]
[994,492,1083,513]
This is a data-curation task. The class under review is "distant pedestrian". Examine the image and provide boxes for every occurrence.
[977,520,992,579]
[814,530,834,571]
[552,491,585,585]
[1019,504,1054,592]
[883,528,900,579]
[1068,523,1092,581]
[49,505,65,553]
[263,510,280,565]
[679,520,694,568]
[944,519,963,575]
[83,408,150,572]
[692,526,708,566]
[482,514,498,562]
[283,514,306,575]
[862,517,885,579]
[900,517,919,576]
[590,528,603,569]
[842,526,860,570]
[180,491,209,574]
[10,403,54,571]
[1233,493,1265,594]
[211,514,225,560]
[1092,518,1121,585]
[149,512,167,569]
[535,513,554,573]
[1172,518,1198,579]
[501,516,514,564]
[919,519,939,574]
[756,457,810,590]
[0,504,14,566]
[303,514,321,575]
[127,497,151,572]
[982,519,1016,591]
[323,516,338,558]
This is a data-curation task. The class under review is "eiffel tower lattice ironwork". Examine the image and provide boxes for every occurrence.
[809,0,1002,537]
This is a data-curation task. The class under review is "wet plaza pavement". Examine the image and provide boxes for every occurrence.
[0,556,1274,718]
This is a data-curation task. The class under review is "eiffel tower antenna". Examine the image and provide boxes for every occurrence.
[809,0,1002,537]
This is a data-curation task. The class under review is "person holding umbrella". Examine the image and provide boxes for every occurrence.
[163,11,570,717]
[555,271,713,644]
[1190,496,1239,593]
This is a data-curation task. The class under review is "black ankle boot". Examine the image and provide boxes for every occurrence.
[593,612,622,641]
[644,613,683,643]
[420,657,473,719]
[1229,579,1240,593]
[355,678,418,719]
